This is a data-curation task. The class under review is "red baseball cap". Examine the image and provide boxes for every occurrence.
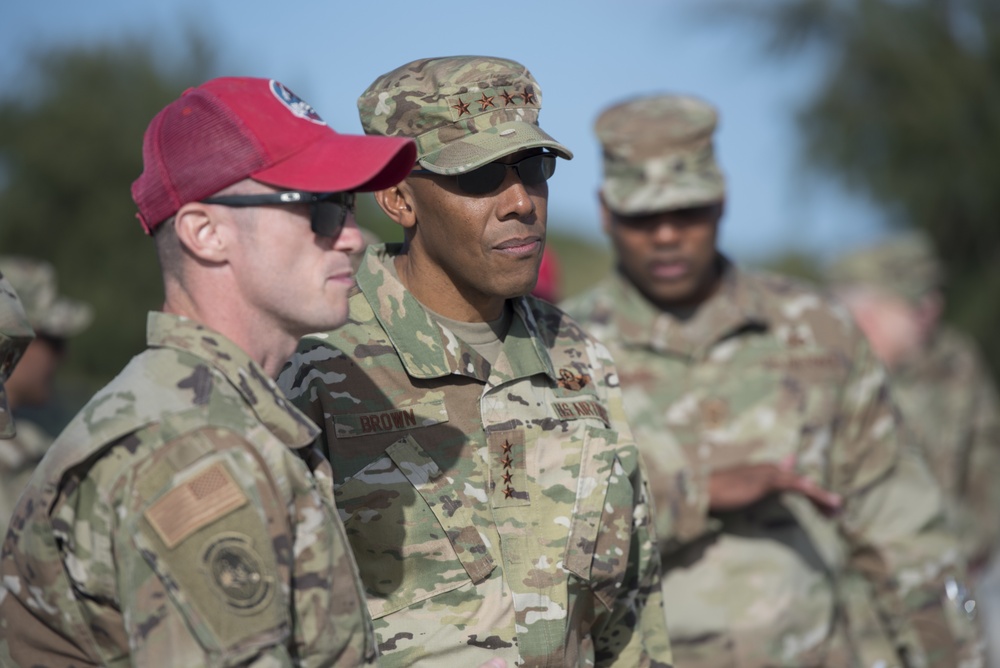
[132,77,417,233]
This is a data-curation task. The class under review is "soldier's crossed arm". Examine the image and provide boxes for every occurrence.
[834,342,984,667]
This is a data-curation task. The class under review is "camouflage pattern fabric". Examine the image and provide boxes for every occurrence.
[827,234,1000,566]
[0,256,93,339]
[0,257,93,535]
[0,272,34,439]
[563,264,983,668]
[0,312,377,667]
[594,94,725,216]
[0,418,51,540]
[278,244,673,668]
[892,326,1000,568]
[357,55,572,175]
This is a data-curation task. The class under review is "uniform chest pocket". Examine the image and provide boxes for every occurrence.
[562,426,634,612]
[335,434,496,619]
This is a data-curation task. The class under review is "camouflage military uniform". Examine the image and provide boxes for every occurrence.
[278,245,672,668]
[892,327,1000,567]
[564,263,983,667]
[0,419,51,539]
[0,271,33,439]
[0,256,93,539]
[827,235,1000,569]
[564,93,983,668]
[0,313,377,666]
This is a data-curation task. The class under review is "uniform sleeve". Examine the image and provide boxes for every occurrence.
[76,427,300,666]
[833,340,984,667]
[2,424,372,668]
[591,355,674,667]
[959,359,1000,568]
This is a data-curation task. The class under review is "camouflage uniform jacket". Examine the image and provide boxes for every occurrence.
[0,417,51,540]
[892,325,1000,567]
[563,264,980,668]
[279,245,672,668]
[0,312,376,667]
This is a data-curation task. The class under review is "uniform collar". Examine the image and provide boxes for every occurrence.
[356,244,555,384]
[146,311,318,448]
[611,257,770,358]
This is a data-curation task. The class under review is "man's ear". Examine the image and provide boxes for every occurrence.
[373,182,417,231]
[173,202,229,263]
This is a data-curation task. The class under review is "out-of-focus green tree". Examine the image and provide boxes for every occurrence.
[716,0,1000,375]
[753,250,824,288]
[0,36,215,390]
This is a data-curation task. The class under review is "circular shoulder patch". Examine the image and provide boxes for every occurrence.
[201,532,274,614]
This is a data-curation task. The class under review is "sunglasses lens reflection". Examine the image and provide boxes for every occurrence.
[455,154,557,195]
[312,198,352,238]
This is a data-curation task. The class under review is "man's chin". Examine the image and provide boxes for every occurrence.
[648,278,697,301]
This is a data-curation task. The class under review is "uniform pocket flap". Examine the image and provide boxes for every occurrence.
[386,436,496,584]
[564,427,634,611]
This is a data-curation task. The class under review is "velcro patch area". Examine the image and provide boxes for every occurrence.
[145,462,248,549]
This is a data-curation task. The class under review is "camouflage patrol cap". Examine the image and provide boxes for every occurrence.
[826,233,944,304]
[0,272,35,438]
[358,55,573,175]
[595,94,725,215]
[0,257,94,339]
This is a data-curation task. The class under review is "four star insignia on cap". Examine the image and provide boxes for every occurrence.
[451,88,536,119]
[478,93,496,111]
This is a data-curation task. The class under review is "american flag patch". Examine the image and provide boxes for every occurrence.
[145,462,248,549]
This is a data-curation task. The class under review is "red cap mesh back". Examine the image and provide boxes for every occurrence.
[131,77,417,234]
[134,90,269,233]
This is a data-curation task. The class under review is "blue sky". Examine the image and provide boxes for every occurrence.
[3,0,892,262]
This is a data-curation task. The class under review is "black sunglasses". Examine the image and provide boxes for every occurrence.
[411,153,557,195]
[200,191,355,238]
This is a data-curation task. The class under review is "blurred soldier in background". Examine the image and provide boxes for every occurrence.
[0,270,34,441]
[280,55,671,667]
[563,93,983,667]
[828,233,1000,571]
[0,256,93,538]
[829,234,1000,666]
